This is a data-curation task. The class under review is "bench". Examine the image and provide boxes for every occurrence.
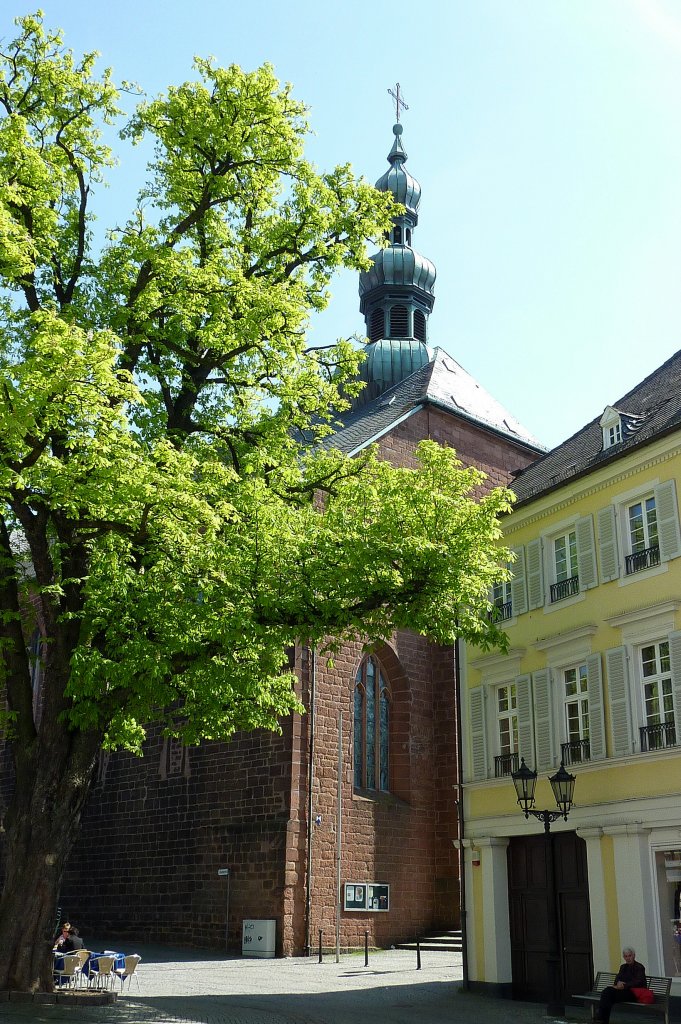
[573,971,672,1024]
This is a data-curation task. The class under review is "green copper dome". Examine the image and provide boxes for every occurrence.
[364,337,431,386]
[374,123,421,221]
[358,246,436,298]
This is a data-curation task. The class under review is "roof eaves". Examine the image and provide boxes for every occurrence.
[345,403,425,456]
[512,418,681,509]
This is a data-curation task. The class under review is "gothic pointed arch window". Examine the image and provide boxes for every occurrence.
[353,656,391,792]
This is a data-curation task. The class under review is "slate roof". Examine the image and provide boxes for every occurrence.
[511,347,681,506]
[327,347,546,456]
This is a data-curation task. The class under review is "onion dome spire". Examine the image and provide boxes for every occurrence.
[356,96,436,405]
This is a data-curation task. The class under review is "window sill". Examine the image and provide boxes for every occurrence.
[542,591,586,614]
[352,787,409,809]
[618,560,668,587]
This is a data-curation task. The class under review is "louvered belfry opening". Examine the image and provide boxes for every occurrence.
[414,309,426,342]
[390,304,409,338]
[370,308,384,342]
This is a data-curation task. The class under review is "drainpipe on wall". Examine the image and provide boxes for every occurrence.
[454,635,470,990]
[304,645,317,956]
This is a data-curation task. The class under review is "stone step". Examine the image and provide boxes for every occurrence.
[395,931,463,953]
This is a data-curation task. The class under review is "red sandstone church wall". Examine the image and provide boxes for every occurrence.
[374,406,538,485]
[289,630,457,954]
[61,720,297,952]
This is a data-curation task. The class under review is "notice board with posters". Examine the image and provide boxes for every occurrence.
[343,882,389,912]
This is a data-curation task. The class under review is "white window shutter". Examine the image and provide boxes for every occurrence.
[526,539,544,610]
[469,687,488,781]
[533,669,555,771]
[515,674,535,767]
[586,653,606,761]
[576,515,598,590]
[510,546,528,616]
[668,631,681,739]
[597,505,620,583]
[655,480,681,562]
[605,646,633,757]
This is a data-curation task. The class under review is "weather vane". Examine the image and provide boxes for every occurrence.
[387,83,409,123]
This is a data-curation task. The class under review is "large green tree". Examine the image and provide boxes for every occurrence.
[0,13,512,991]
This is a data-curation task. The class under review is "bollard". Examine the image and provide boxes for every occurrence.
[416,938,421,970]
[318,929,323,964]
[364,930,369,967]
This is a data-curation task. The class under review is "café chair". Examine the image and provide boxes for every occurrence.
[114,953,142,992]
[74,949,91,987]
[54,953,80,989]
[88,953,115,989]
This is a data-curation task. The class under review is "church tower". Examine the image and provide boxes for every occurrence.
[355,118,436,406]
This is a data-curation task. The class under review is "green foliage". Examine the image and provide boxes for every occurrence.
[0,13,513,755]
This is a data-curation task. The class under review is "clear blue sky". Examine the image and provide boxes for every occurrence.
[5,1,681,449]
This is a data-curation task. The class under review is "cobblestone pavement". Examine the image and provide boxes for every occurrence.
[0,945,587,1024]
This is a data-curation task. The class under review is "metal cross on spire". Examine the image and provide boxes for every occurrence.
[387,82,409,122]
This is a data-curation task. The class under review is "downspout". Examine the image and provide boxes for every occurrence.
[304,645,317,956]
[454,635,470,990]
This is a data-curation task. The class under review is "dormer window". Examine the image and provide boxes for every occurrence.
[600,406,623,450]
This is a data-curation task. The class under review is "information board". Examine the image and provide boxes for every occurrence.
[343,882,390,912]
[367,883,389,911]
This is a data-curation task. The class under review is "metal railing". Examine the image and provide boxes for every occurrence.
[490,600,512,622]
[640,720,677,751]
[560,738,590,765]
[494,752,519,778]
[550,575,580,603]
[625,544,660,576]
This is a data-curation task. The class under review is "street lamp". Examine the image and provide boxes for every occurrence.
[511,758,577,1016]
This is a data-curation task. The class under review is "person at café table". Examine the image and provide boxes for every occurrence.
[593,946,646,1024]
[53,922,71,950]
[61,926,84,952]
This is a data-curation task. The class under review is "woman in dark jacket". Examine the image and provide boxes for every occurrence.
[61,926,84,952]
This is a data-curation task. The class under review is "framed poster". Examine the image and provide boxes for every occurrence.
[343,883,368,911]
[368,883,390,911]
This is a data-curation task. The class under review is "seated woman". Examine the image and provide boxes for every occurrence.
[61,926,84,952]
[53,922,71,950]
[595,947,646,1024]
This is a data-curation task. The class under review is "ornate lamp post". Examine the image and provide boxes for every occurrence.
[511,758,576,1016]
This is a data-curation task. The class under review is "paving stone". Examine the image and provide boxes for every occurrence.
[0,947,578,1024]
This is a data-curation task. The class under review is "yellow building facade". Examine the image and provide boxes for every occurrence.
[461,351,681,1004]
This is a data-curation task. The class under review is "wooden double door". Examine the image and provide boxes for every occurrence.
[508,831,593,1003]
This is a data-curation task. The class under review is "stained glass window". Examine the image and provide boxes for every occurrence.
[353,656,391,793]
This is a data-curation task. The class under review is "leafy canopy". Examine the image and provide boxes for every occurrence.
[0,13,512,753]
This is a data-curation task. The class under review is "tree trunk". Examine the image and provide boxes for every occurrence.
[0,720,100,991]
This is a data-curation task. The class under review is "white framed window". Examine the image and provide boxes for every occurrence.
[551,529,579,603]
[562,664,590,763]
[600,405,623,450]
[639,641,676,751]
[494,683,518,776]
[625,494,660,575]
[599,479,681,584]
[492,578,513,621]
